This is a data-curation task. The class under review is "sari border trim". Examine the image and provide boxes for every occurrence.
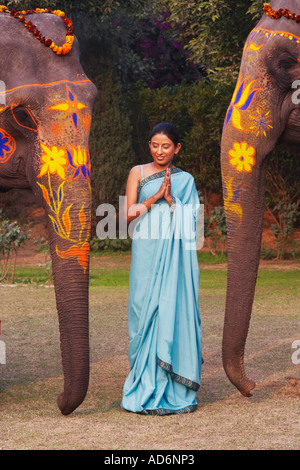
[137,167,183,195]
[139,404,197,415]
[157,356,200,391]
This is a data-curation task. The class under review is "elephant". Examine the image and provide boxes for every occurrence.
[221,0,300,396]
[0,8,97,414]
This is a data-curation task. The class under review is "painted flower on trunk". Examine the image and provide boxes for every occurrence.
[225,76,263,131]
[66,145,90,181]
[229,141,255,173]
[36,137,91,273]
[249,109,273,137]
[0,128,16,163]
[223,177,243,220]
[47,86,87,130]
[38,143,67,180]
[56,242,90,273]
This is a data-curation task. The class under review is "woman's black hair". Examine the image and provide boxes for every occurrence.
[149,122,180,146]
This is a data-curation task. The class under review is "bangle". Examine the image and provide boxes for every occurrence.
[142,199,152,212]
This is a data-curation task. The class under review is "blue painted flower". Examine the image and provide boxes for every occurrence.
[0,129,15,163]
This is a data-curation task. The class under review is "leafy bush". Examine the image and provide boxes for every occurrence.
[204,205,227,256]
[0,211,30,282]
[270,202,299,260]
[33,237,53,280]
[260,244,277,260]
[89,65,136,218]
[90,237,132,253]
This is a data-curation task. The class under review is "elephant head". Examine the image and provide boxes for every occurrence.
[221,0,300,395]
[0,10,97,414]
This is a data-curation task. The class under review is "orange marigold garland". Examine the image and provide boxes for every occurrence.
[0,5,74,55]
[263,3,300,23]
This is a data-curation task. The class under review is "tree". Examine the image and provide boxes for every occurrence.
[161,0,266,87]
[5,0,129,15]
[139,80,231,198]
[89,61,135,214]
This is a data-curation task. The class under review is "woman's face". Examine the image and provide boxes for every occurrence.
[149,133,181,167]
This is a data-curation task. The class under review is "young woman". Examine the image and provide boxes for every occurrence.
[121,122,202,415]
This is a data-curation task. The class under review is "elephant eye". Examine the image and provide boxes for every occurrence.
[11,106,38,133]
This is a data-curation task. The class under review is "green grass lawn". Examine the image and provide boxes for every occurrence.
[0,254,299,450]
[7,254,299,290]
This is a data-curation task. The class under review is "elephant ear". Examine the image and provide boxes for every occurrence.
[266,48,299,93]
[11,105,39,133]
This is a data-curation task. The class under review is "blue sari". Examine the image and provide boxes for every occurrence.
[121,167,202,415]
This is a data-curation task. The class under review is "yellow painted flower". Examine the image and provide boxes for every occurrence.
[229,141,255,173]
[38,143,67,180]
[48,86,87,129]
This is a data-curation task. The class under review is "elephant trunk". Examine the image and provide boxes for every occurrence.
[47,216,91,415]
[219,9,294,394]
[35,160,92,414]
[222,259,258,396]
[222,162,268,396]
[54,261,90,415]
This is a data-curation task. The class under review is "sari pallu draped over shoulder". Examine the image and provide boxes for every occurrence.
[121,168,202,415]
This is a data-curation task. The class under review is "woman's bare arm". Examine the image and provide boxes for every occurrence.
[124,167,171,224]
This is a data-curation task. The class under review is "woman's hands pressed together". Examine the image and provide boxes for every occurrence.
[156,168,172,206]
[125,167,174,223]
